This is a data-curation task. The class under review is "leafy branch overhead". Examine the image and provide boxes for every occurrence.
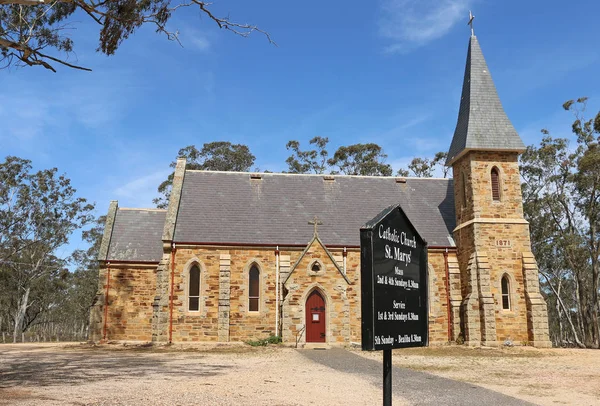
[0,0,274,72]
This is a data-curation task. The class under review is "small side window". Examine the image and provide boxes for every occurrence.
[501,275,510,310]
[249,266,260,312]
[189,265,200,311]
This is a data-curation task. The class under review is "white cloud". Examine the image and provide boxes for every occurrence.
[0,70,132,149]
[113,169,171,208]
[189,35,211,51]
[378,0,474,53]
[181,27,211,52]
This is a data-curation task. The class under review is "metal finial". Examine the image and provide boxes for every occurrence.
[468,11,475,36]
[308,215,323,237]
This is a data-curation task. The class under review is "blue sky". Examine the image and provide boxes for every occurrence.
[2,0,600,256]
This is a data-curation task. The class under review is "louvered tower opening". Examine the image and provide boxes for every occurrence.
[491,167,500,201]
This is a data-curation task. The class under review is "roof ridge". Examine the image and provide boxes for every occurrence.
[118,208,167,212]
[185,170,451,181]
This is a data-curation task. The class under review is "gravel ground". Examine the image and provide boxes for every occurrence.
[1,343,599,405]
[0,343,403,405]
[300,348,531,405]
[356,346,600,406]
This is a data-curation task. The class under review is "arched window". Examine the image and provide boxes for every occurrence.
[188,265,200,312]
[491,167,501,201]
[249,265,260,312]
[501,275,510,310]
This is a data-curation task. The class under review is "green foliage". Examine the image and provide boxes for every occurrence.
[154,142,256,208]
[328,143,393,176]
[286,136,329,174]
[0,156,94,341]
[400,151,449,178]
[0,1,272,72]
[285,138,394,176]
[521,97,600,348]
[245,335,282,347]
[64,216,105,331]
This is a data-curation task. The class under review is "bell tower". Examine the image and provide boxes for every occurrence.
[446,31,551,347]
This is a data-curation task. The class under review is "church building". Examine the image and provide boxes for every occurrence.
[90,33,551,348]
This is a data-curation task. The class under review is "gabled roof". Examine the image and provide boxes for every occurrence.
[446,35,525,166]
[173,171,455,247]
[105,208,166,262]
[284,234,350,285]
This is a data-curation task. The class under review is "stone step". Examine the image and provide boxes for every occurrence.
[303,343,331,350]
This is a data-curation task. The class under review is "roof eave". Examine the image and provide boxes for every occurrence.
[446,147,526,166]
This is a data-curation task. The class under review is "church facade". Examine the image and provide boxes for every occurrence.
[89,34,551,348]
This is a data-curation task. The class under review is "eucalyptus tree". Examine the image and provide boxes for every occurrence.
[0,156,94,342]
[521,98,600,348]
[0,0,273,72]
[285,138,394,177]
[154,142,256,208]
[285,136,330,174]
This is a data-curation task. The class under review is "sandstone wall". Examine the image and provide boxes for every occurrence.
[452,151,548,345]
[97,244,458,345]
[282,239,353,345]
[427,250,451,344]
[101,265,157,341]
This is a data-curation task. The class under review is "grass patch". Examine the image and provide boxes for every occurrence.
[399,363,456,372]
[63,342,271,354]
[245,335,282,347]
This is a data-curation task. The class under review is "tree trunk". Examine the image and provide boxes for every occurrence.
[591,256,600,348]
[573,271,593,346]
[541,273,585,348]
[556,279,564,347]
[13,286,30,343]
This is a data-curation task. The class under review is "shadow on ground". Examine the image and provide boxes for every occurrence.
[299,348,535,406]
[0,345,231,388]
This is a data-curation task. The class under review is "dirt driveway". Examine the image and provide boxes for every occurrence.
[0,343,400,406]
[357,346,600,405]
[1,343,599,405]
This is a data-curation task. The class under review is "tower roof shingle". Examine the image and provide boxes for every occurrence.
[446,36,525,166]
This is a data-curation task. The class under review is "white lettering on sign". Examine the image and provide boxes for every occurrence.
[379,226,417,248]
[384,245,411,265]
[495,239,512,247]
[393,300,405,309]
[374,333,423,345]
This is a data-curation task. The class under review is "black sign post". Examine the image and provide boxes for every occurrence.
[360,204,428,405]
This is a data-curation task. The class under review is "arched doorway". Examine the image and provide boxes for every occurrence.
[305,290,326,342]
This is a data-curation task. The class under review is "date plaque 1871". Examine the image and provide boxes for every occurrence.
[360,204,428,351]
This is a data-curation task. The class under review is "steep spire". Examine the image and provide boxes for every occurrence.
[446,35,525,166]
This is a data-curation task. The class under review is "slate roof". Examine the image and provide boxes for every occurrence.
[106,208,166,262]
[446,35,525,165]
[173,171,455,247]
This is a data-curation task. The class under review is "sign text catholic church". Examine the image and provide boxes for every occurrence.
[360,205,428,351]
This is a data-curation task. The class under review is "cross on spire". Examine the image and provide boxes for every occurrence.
[468,10,475,36]
[308,215,323,237]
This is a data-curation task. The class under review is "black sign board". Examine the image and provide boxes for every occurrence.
[360,204,428,351]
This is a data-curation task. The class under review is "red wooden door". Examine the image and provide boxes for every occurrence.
[306,290,326,342]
